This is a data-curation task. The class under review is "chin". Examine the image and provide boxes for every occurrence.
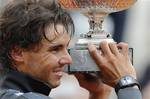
[52,84,60,88]
[48,80,61,88]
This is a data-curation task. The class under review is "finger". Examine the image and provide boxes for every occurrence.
[83,72,100,82]
[100,41,112,57]
[88,43,103,66]
[74,72,99,82]
[117,42,128,56]
[109,42,119,56]
[73,72,85,81]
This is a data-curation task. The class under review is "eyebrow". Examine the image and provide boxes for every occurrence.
[48,41,70,49]
[48,44,62,49]
[50,37,70,46]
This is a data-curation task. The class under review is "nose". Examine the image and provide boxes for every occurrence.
[58,50,72,65]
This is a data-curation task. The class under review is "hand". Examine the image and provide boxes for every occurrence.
[88,41,136,87]
[74,72,112,99]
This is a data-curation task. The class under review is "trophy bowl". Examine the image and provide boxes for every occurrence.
[58,0,137,36]
[58,0,136,12]
[58,0,136,72]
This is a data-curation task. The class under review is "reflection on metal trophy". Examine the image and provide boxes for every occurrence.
[59,0,137,72]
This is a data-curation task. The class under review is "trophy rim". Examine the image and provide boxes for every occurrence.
[58,0,137,13]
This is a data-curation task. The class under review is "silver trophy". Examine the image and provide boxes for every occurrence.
[59,0,136,72]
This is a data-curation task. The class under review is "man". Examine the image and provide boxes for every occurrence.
[0,0,141,99]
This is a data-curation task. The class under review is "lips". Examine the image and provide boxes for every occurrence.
[53,68,64,77]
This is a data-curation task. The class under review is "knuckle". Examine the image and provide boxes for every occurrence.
[100,41,108,47]
[119,42,129,48]
[109,42,116,47]
[108,56,116,63]
[123,43,128,48]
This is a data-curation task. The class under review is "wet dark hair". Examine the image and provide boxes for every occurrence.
[0,0,74,70]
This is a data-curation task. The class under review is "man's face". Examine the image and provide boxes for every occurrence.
[19,24,72,88]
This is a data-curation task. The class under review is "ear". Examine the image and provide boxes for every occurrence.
[10,46,24,63]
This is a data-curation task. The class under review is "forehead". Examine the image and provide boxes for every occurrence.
[45,24,64,39]
[42,24,70,44]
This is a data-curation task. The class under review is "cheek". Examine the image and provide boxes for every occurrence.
[26,52,60,82]
[24,53,42,67]
[39,64,53,81]
[28,53,57,68]
[37,55,59,81]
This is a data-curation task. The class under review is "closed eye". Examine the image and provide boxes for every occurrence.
[48,45,63,53]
